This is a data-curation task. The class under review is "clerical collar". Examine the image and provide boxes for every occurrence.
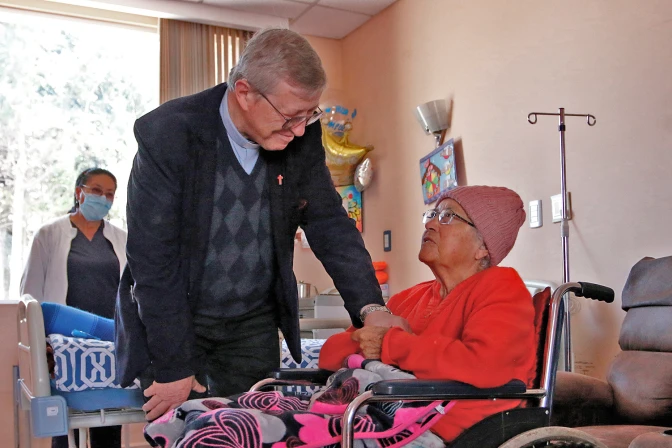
[220,89,260,150]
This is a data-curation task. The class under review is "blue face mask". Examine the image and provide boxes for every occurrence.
[79,192,113,221]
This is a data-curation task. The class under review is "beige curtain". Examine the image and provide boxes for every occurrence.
[160,19,253,104]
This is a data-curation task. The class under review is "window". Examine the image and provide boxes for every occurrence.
[0,8,159,300]
[159,18,252,102]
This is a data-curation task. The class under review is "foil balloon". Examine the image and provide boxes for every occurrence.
[322,123,373,186]
[354,157,373,192]
[322,105,357,137]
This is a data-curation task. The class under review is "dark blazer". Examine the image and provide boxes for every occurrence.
[115,83,383,387]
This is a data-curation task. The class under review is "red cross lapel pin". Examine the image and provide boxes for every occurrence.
[277,174,284,186]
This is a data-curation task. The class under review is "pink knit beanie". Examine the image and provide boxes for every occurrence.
[436,186,526,266]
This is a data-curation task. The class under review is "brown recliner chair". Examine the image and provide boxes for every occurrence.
[552,256,672,448]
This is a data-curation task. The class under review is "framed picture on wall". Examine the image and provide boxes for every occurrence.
[419,138,457,204]
[336,184,363,232]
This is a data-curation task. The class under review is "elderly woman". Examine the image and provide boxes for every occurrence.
[318,185,536,443]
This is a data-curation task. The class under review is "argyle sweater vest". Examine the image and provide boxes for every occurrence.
[195,137,274,323]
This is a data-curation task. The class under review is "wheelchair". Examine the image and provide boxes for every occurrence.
[252,281,615,448]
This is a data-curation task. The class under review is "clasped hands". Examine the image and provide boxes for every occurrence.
[353,311,412,360]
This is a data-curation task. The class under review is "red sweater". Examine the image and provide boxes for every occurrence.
[318,267,536,442]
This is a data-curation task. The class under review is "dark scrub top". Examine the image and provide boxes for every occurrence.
[65,222,120,319]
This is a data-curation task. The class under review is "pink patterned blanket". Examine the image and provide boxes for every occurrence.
[144,355,453,447]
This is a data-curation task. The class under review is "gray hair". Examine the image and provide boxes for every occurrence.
[473,228,492,271]
[479,254,492,271]
[229,28,327,96]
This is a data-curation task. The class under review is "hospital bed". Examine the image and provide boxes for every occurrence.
[15,297,354,447]
[16,294,145,448]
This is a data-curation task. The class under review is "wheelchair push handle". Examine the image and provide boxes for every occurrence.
[575,282,614,303]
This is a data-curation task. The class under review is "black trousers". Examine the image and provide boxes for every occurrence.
[52,425,121,448]
[141,304,280,400]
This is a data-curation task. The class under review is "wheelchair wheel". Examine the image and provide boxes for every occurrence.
[498,426,608,448]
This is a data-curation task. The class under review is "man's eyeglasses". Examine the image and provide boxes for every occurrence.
[422,209,475,227]
[81,185,115,202]
[255,89,324,131]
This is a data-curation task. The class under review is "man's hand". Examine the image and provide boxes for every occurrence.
[363,310,412,333]
[142,376,206,421]
[352,326,389,359]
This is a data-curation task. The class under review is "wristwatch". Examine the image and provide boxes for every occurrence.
[359,304,391,323]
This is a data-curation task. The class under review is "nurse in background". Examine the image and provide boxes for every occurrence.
[20,167,126,448]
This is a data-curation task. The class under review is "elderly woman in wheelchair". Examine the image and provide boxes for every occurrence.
[318,185,536,444]
[141,185,558,447]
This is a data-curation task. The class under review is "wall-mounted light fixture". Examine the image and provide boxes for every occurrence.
[414,99,451,147]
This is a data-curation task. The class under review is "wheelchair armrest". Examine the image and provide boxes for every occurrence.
[270,368,334,384]
[371,379,528,399]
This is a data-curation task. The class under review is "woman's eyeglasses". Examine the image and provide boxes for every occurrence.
[81,185,115,202]
[422,209,475,227]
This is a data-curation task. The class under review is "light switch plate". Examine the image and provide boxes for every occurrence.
[551,193,571,223]
[529,200,542,228]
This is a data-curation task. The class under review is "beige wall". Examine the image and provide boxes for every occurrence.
[305,35,346,106]
[296,0,672,379]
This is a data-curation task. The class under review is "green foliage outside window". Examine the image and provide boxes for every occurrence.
[0,13,158,299]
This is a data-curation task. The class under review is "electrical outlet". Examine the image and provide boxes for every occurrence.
[529,200,542,228]
[551,193,571,223]
[383,230,392,252]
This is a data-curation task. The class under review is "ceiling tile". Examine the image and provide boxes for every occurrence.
[290,5,369,39]
[317,0,396,16]
[202,0,310,19]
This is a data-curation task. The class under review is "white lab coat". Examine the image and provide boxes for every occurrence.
[19,215,127,304]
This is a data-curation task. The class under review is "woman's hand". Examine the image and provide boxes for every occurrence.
[363,310,412,333]
[351,326,389,359]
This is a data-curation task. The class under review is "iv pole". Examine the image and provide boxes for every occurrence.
[527,108,596,372]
